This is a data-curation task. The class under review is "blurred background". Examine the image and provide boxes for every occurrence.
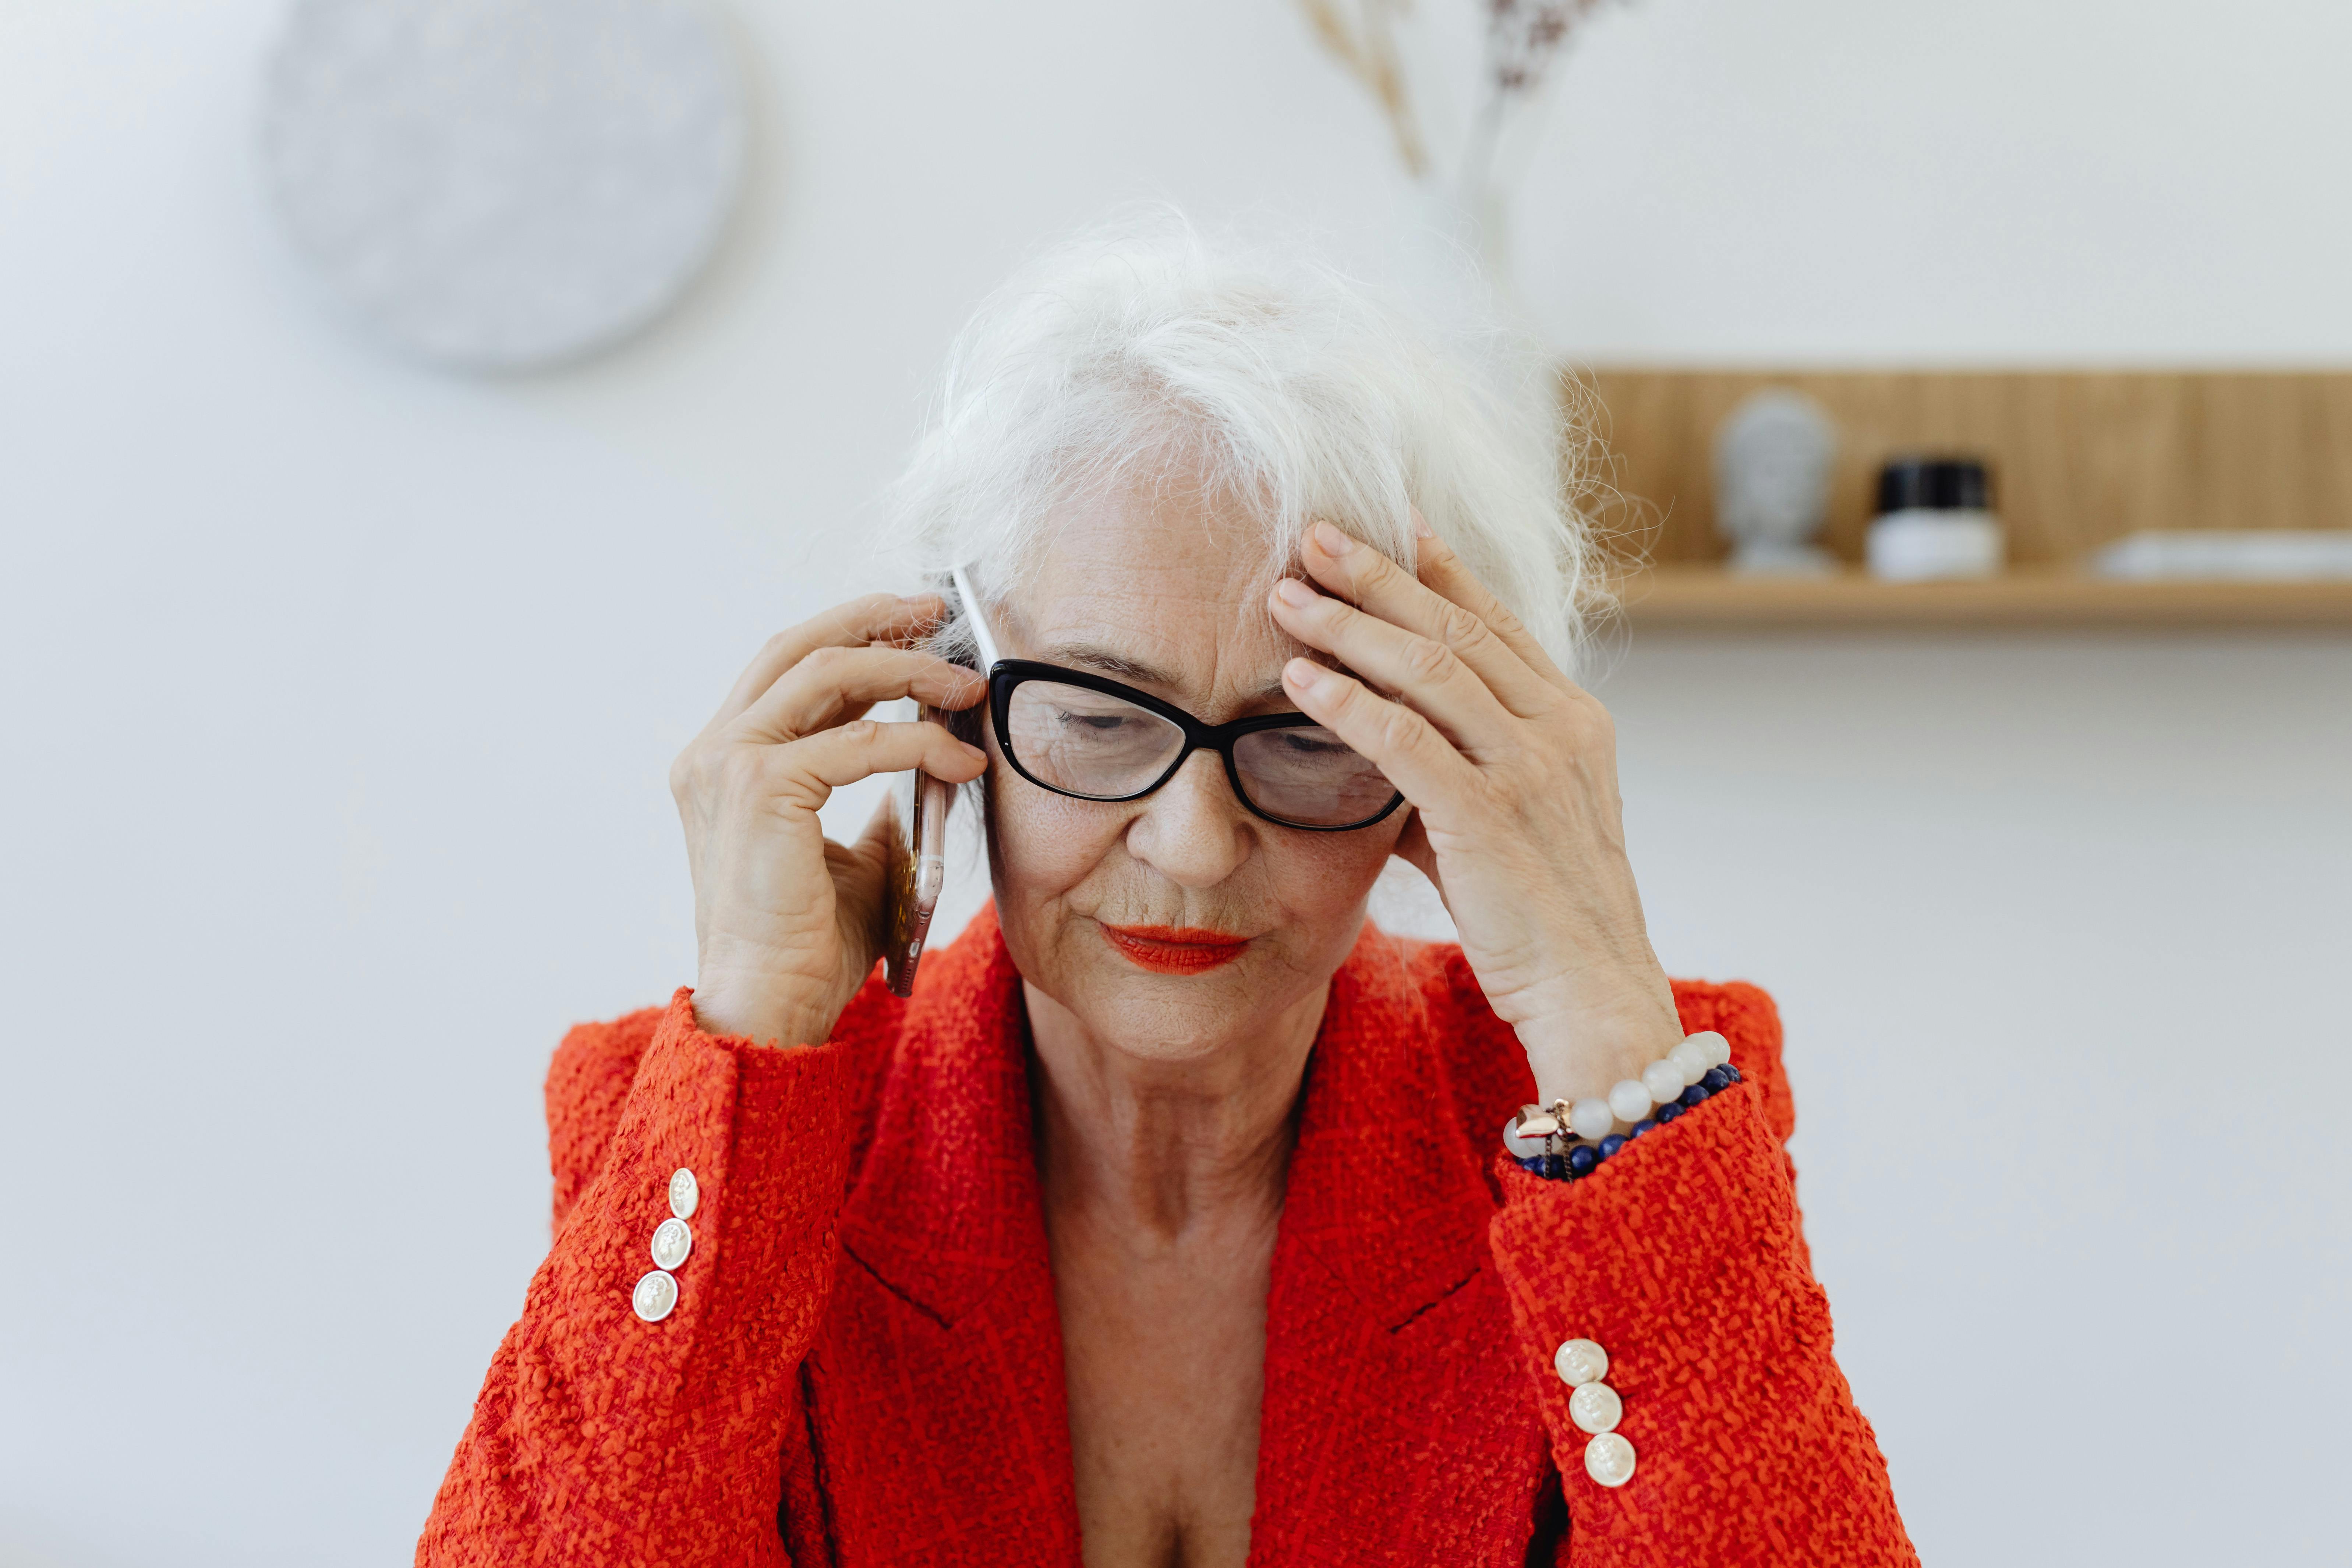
[3,1,2349,1564]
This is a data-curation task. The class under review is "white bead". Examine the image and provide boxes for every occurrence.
[668,1167,699,1219]
[1641,1059,1684,1105]
[1569,1380,1623,1435]
[1553,1338,1608,1387]
[1584,1431,1637,1488]
[1607,1079,1653,1124]
[1503,1115,1546,1161]
[1669,1037,1711,1086]
[632,1269,678,1323]
[650,1217,693,1271]
[1570,1098,1615,1142]
[1690,1030,1731,1069]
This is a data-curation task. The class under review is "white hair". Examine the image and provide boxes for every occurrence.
[887,212,1610,679]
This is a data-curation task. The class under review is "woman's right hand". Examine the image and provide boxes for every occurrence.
[670,592,988,1047]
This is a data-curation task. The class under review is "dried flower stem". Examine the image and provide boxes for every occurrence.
[1295,0,1429,177]
[1460,0,1609,191]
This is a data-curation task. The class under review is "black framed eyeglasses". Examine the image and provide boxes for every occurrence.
[984,659,1405,831]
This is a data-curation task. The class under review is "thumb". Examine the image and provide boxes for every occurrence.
[1391,809,1442,889]
[854,789,899,868]
[828,793,901,956]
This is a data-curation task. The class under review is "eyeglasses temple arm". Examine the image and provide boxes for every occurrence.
[949,564,1002,673]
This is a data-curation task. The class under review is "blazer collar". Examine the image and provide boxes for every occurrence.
[1272,933,1498,1329]
[837,912,1496,1333]
[837,910,1046,1326]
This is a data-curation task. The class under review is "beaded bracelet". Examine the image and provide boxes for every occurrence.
[1504,1030,1742,1181]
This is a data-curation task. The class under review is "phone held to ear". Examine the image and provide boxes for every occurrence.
[880,566,999,998]
[883,757,950,997]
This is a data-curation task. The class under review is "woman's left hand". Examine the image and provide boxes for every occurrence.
[1267,517,1683,1106]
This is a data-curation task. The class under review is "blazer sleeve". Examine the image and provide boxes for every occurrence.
[1484,989,1918,1567]
[415,986,886,1567]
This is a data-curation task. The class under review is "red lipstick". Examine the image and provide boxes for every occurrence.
[1099,923,1251,975]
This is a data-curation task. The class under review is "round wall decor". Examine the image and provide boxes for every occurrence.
[262,0,746,370]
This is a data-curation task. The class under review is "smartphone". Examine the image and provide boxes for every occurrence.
[883,749,952,997]
[880,566,999,997]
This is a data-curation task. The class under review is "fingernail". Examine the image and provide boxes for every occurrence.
[1272,577,1316,606]
[961,741,987,762]
[1284,658,1324,691]
[1411,508,1435,539]
[1311,520,1354,555]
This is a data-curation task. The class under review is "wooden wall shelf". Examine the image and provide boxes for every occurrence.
[1575,368,2352,631]
[1620,567,2352,629]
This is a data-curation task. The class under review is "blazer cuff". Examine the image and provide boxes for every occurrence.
[1486,1084,1822,1520]
[538,988,869,1401]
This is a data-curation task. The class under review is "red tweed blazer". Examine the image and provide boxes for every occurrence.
[418,912,1915,1566]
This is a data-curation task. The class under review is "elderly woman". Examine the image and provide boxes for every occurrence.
[418,227,1914,1567]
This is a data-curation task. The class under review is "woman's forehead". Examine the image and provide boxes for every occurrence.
[1007,503,1301,707]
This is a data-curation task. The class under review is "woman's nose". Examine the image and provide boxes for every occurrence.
[1125,750,1252,889]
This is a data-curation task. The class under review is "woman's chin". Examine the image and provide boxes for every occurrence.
[1023,934,1294,1061]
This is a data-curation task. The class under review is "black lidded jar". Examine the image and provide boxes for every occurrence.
[1867,454,2003,580]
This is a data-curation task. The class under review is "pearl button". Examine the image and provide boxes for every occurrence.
[668,1167,699,1219]
[1584,1431,1636,1488]
[1553,1338,1608,1387]
[632,1268,678,1322]
[650,1217,693,1271]
[1570,1380,1622,1434]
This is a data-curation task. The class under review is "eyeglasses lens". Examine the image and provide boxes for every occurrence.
[1004,681,1187,797]
[1003,679,1396,827]
[1230,725,1395,827]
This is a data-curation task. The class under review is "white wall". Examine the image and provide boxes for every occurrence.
[2,3,2347,1565]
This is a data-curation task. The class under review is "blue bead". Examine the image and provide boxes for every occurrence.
[1631,1119,1656,1138]
[1518,1155,1544,1173]
[1566,1144,1598,1176]
[1655,1101,1682,1123]
[1723,1063,1743,1084]
[1680,1084,1711,1108]
[1597,1134,1626,1160]
[1541,1153,1567,1181]
[1700,1066,1731,1093]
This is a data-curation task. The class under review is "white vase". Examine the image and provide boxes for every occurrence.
[1394,182,1553,415]
[1398,184,1520,320]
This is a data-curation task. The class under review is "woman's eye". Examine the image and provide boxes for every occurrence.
[1056,709,1129,733]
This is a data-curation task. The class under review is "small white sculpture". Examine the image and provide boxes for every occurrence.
[1713,390,1839,575]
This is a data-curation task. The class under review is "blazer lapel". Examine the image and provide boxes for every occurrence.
[815,915,1084,1567]
[1247,929,1554,1568]
[811,917,1548,1568]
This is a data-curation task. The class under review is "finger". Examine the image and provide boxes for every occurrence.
[1267,576,1517,750]
[733,645,984,745]
[709,593,952,730]
[1278,657,1479,810]
[1401,510,1578,693]
[1298,522,1561,714]
[773,720,988,812]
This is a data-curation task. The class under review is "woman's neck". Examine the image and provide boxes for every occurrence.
[1025,979,1327,1243]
